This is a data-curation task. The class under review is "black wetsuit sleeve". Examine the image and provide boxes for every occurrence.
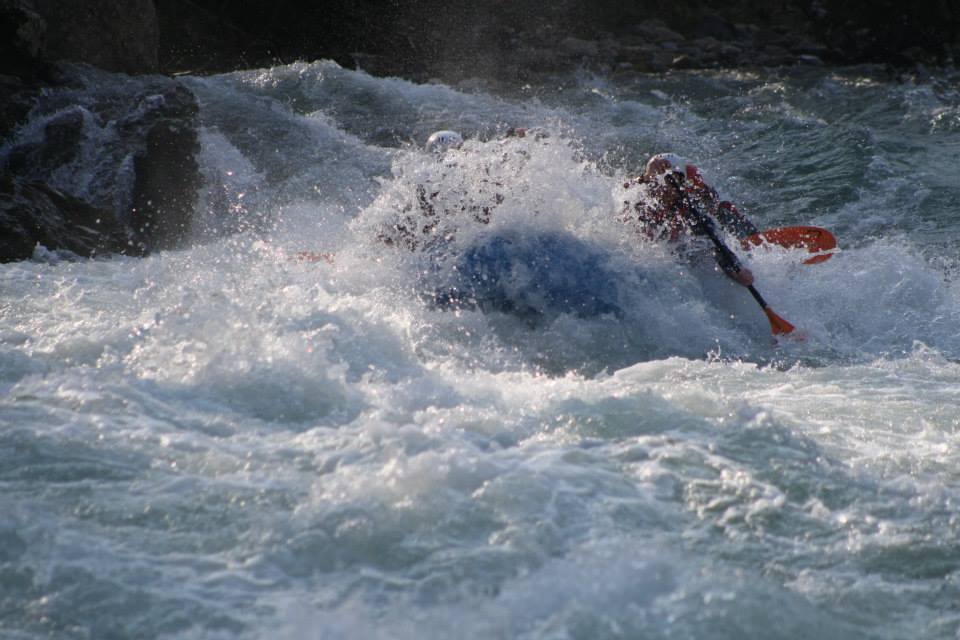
[714,200,758,238]
[692,213,744,279]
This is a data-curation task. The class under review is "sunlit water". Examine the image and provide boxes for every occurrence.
[2,61,960,639]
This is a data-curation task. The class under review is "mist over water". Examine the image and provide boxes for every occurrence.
[2,60,960,639]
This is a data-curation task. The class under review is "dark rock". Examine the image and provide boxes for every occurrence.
[0,69,201,260]
[787,38,832,59]
[5,107,84,176]
[0,177,131,262]
[762,44,791,61]
[898,46,939,66]
[0,0,46,78]
[685,37,724,65]
[614,43,661,72]
[671,54,696,69]
[648,52,675,73]
[632,19,685,45]
[0,74,37,142]
[754,28,793,48]
[558,36,601,58]
[29,0,159,74]
[811,0,958,65]
[144,0,956,82]
[513,47,568,73]
[796,54,824,66]
[718,43,744,61]
[692,13,738,41]
[157,0,423,76]
[127,83,201,253]
[157,0,275,74]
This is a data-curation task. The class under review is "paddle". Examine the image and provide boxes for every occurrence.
[741,226,837,265]
[668,177,798,337]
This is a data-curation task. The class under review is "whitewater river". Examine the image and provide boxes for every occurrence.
[2,61,960,638]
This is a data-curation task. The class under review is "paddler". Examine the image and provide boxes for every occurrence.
[621,153,758,287]
[299,129,482,260]
[378,129,526,251]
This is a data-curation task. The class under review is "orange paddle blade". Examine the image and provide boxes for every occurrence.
[764,307,796,336]
[741,226,837,264]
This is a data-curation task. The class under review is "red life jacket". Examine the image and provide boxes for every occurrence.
[625,164,710,241]
[623,164,755,241]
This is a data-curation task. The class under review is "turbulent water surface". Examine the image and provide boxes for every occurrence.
[2,60,960,639]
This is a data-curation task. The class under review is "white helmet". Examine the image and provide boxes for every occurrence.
[645,152,689,177]
[425,130,463,154]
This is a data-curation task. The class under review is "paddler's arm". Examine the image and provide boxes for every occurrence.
[672,176,755,288]
[711,238,754,287]
[691,182,759,239]
[714,200,759,238]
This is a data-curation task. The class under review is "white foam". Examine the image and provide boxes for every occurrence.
[3,60,960,640]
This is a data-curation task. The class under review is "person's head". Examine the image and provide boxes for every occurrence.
[425,130,463,154]
[643,153,689,183]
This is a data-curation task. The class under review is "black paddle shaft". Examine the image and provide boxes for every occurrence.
[666,176,773,311]
[695,217,772,310]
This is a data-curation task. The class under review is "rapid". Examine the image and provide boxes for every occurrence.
[2,60,960,638]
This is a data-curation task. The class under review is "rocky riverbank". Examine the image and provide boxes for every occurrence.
[1,0,957,262]
[152,0,958,78]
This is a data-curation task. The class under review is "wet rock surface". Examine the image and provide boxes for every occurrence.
[0,177,131,262]
[0,69,200,262]
[0,0,47,81]
[127,82,201,254]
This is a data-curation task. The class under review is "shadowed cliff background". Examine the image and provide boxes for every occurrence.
[157,0,960,77]
[154,0,959,77]
[4,0,956,79]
